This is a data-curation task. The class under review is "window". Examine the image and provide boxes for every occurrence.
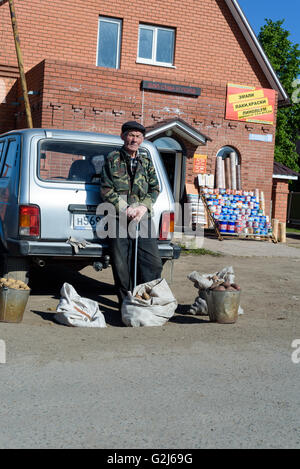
[1,140,18,178]
[97,17,122,69]
[0,141,4,157]
[38,140,119,184]
[138,24,175,66]
[0,140,5,169]
[217,146,242,190]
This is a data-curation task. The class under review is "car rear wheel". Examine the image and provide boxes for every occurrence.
[0,255,30,285]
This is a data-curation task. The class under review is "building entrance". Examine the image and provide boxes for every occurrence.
[153,137,183,205]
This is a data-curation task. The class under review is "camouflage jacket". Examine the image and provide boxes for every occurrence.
[100,146,160,215]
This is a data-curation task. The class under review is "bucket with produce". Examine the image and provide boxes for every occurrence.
[0,277,30,323]
[188,266,243,324]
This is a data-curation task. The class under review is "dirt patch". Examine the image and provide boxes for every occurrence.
[0,253,299,364]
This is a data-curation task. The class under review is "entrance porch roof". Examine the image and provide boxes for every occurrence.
[145,118,211,146]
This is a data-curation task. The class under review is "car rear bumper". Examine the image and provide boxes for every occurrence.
[7,238,181,260]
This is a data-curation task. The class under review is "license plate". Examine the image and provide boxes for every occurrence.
[73,213,102,230]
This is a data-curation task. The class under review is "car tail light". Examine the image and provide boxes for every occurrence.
[159,212,174,240]
[19,205,40,237]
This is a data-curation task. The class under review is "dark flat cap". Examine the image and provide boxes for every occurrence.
[121,121,146,135]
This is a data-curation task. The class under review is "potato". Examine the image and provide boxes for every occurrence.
[135,294,143,300]
[231,283,241,290]
[222,281,231,289]
[0,276,29,290]
[213,285,226,291]
[142,292,151,300]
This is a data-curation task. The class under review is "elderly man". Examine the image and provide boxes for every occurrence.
[100,121,162,310]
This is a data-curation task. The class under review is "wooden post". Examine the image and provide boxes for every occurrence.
[278,222,286,243]
[8,0,33,128]
[272,218,279,243]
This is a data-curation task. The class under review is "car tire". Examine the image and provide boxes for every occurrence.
[0,255,30,285]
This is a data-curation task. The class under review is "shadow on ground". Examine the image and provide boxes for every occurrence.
[30,267,210,327]
[29,265,124,326]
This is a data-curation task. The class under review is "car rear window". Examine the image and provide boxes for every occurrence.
[38,140,121,183]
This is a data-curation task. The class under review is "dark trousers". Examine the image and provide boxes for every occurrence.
[109,219,162,305]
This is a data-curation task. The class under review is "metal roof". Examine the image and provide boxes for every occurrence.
[273,161,299,180]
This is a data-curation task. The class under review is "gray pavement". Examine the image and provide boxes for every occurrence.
[0,234,300,449]
[202,232,300,257]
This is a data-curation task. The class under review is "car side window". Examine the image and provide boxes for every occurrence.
[0,139,6,172]
[0,139,18,178]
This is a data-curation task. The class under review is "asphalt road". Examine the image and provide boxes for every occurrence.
[0,248,299,449]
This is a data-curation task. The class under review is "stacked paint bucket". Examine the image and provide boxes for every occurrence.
[187,194,205,225]
[203,188,272,236]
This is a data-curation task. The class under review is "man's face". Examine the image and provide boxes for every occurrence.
[122,130,144,155]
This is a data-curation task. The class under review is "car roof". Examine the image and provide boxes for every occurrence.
[0,128,154,148]
[0,128,121,141]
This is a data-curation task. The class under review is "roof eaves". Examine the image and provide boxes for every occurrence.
[273,174,298,180]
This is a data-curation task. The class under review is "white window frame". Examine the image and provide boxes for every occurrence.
[137,24,175,67]
[96,16,122,69]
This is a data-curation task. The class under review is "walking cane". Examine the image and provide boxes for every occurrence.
[133,221,139,290]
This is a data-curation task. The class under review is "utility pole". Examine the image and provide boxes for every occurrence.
[8,0,33,128]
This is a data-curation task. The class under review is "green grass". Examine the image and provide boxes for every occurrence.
[177,245,221,256]
[286,227,300,234]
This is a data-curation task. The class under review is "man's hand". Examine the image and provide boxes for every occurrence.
[126,205,147,222]
[126,206,137,220]
[134,205,147,222]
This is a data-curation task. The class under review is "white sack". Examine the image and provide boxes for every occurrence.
[187,271,214,290]
[188,296,208,315]
[188,266,235,290]
[216,266,235,284]
[55,282,106,327]
[121,278,177,327]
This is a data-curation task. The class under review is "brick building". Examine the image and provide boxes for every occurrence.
[0,0,290,220]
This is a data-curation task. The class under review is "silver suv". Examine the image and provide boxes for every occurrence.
[0,128,180,283]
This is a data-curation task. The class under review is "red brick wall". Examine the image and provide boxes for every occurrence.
[10,57,277,217]
[0,0,278,216]
[272,179,289,223]
[1,0,272,86]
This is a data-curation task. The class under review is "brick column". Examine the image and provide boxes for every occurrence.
[272,178,289,223]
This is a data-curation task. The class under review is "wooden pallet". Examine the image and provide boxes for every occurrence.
[219,232,273,241]
[198,188,223,241]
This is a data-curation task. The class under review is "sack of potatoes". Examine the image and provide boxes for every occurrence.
[0,277,30,291]
[135,290,151,301]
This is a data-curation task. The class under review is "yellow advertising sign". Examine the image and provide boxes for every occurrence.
[233,97,268,112]
[238,105,273,120]
[226,84,275,125]
[228,89,264,104]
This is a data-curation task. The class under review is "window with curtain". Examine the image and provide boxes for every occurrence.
[97,17,122,69]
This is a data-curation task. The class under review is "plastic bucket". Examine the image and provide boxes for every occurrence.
[205,289,241,324]
[0,286,30,323]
